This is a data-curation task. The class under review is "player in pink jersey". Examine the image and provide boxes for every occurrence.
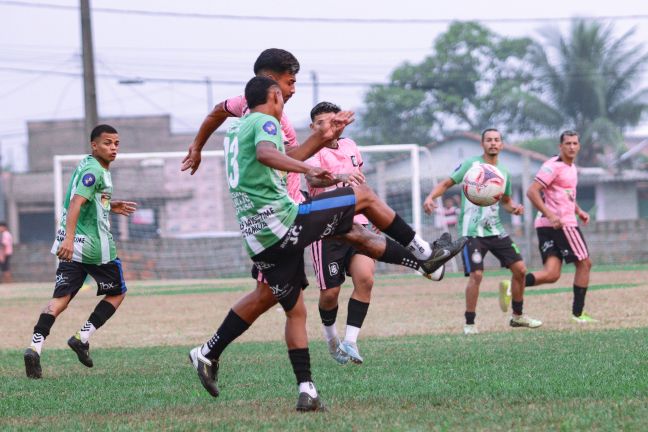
[525,130,595,323]
[305,102,375,365]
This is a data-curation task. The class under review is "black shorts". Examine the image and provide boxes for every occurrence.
[0,255,10,272]
[461,235,523,276]
[53,258,128,299]
[250,256,309,290]
[536,226,589,264]
[251,188,356,311]
[310,238,359,290]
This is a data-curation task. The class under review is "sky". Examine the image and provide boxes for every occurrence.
[2,0,648,171]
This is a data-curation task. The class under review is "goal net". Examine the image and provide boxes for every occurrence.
[54,144,454,281]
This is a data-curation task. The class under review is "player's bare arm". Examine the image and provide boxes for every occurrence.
[500,195,524,215]
[182,101,231,174]
[110,200,138,216]
[56,194,87,261]
[423,178,456,215]
[256,141,334,181]
[287,111,355,162]
[575,203,590,225]
[306,170,365,188]
[527,181,562,228]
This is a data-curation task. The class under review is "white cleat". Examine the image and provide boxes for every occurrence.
[463,324,480,335]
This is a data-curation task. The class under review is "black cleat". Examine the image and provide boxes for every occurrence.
[296,392,328,412]
[420,233,468,275]
[188,347,220,398]
[67,335,93,368]
[24,348,42,379]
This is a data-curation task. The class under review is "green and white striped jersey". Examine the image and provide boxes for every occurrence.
[450,156,512,237]
[225,112,299,257]
[51,155,116,264]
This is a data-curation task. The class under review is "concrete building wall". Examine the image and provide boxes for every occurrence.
[596,182,639,221]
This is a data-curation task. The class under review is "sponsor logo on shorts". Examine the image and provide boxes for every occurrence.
[471,249,483,264]
[55,273,67,288]
[321,214,340,238]
[262,121,278,135]
[82,173,96,187]
[328,262,339,276]
[561,249,570,257]
[98,281,116,293]
[269,283,291,299]
[280,225,302,249]
[255,261,275,270]
[541,240,554,253]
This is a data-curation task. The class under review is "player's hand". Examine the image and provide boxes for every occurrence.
[56,238,74,261]
[578,210,590,225]
[181,145,202,175]
[341,170,365,186]
[511,204,524,216]
[306,167,335,182]
[423,195,438,215]
[111,200,137,216]
[549,214,563,229]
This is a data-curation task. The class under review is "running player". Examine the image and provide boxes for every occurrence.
[188,76,466,411]
[525,130,595,323]
[423,128,542,335]
[24,124,137,379]
[306,102,375,365]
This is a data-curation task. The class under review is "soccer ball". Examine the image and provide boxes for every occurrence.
[462,163,505,206]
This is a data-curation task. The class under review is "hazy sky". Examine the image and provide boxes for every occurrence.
[2,0,648,171]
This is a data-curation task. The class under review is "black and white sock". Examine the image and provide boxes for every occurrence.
[201,309,250,360]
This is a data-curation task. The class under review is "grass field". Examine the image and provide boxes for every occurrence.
[2,267,648,430]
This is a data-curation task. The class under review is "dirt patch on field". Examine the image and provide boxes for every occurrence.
[1,269,647,350]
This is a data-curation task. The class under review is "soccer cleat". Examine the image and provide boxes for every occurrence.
[327,337,349,365]
[188,346,220,397]
[67,335,93,368]
[509,314,543,328]
[296,392,327,412]
[420,233,468,275]
[24,347,42,379]
[463,324,479,335]
[339,340,363,364]
[571,312,598,323]
[498,280,512,313]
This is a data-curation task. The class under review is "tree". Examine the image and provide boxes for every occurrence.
[520,20,648,166]
[356,22,536,145]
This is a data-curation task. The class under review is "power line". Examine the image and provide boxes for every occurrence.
[2,0,648,24]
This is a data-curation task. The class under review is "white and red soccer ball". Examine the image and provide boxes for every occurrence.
[462,163,505,206]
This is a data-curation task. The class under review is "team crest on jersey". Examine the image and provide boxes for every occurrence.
[82,173,96,187]
[350,155,358,167]
[262,121,277,135]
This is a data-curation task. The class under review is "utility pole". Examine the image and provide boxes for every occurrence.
[310,71,319,107]
[80,0,98,139]
[205,76,213,113]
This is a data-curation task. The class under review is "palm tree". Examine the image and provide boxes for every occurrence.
[522,20,648,166]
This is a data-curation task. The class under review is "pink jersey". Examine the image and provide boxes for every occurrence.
[307,137,368,224]
[533,155,579,228]
[1,230,13,255]
[224,95,303,203]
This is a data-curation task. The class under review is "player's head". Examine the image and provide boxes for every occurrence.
[309,101,342,140]
[90,124,119,165]
[0,222,6,231]
[481,128,503,156]
[559,130,580,161]
[245,76,284,117]
[253,49,299,103]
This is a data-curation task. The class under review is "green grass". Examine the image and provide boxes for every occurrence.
[2,328,648,431]
[481,282,640,298]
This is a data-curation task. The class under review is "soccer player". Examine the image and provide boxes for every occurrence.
[188,76,466,411]
[23,125,137,379]
[525,130,595,323]
[305,102,376,365]
[423,128,542,335]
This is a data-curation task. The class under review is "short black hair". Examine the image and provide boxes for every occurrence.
[481,128,501,142]
[253,48,300,76]
[560,130,579,143]
[0,222,6,228]
[245,76,280,109]
[310,101,341,121]
[90,124,118,142]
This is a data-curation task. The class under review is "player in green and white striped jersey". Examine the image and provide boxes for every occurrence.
[24,125,137,379]
[424,128,542,335]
